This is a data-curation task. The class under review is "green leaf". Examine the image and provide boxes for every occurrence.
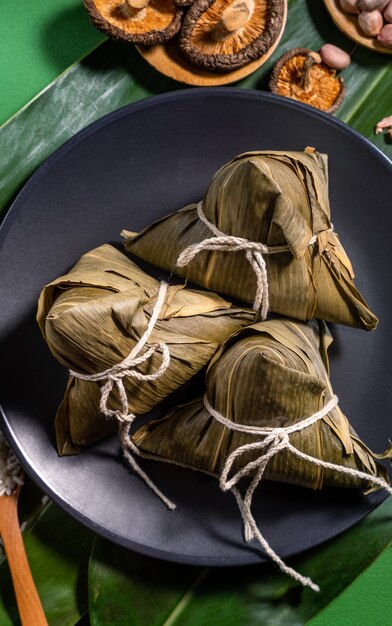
[0,500,94,626]
[1,0,391,218]
[251,1,392,157]
[0,40,180,215]
[0,2,391,625]
[88,538,205,626]
[308,545,392,626]
[0,0,106,126]
[341,47,392,153]
[89,497,392,626]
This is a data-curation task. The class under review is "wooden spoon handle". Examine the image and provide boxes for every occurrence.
[1,501,47,626]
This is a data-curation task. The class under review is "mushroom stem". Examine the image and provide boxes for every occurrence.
[212,0,255,42]
[119,0,149,19]
[126,0,150,8]
[300,52,322,92]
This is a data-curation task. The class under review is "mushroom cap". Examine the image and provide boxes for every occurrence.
[83,0,183,46]
[179,0,286,72]
[269,47,346,113]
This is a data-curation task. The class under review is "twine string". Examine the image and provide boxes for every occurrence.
[176,201,321,319]
[70,281,176,510]
[203,393,392,592]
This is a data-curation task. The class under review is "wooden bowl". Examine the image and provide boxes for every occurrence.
[324,0,392,54]
[136,0,288,86]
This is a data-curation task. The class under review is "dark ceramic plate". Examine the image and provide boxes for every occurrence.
[0,90,391,566]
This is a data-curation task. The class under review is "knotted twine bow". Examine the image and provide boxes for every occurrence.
[203,393,392,592]
[177,201,319,320]
[70,281,176,510]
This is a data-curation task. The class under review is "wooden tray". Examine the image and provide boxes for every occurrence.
[137,1,287,86]
[324,0,392,54]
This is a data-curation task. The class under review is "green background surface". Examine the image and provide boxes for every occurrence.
[0,0,104,126]
[0,1,391,625]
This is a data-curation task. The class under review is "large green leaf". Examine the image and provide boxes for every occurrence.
[89,497,392,626]
[309,545,392,626]
[0,500,94,626]
[89,540,205,626]
[0,41,157,213]
[1,0,391,217]
[0,0,106,126]
[0,1,391,625]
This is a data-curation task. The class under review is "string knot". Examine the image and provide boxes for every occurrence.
[176,201,332,320]
[272,430,290,447]
[108,372,122,383]
[70,281,176,510]
[116,412,134,425]
[203,392,392,591]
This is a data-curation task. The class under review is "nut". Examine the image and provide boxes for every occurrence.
[357,0,388,10]
[374,114,392,133]
[383,0,392,21]
[339,0,360,13]
[358,9,384,34]
[377,22,392,45]
[319,44,351,69]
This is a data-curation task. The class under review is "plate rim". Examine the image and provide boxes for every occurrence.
[1,88,392,246]
[0,87,390,566]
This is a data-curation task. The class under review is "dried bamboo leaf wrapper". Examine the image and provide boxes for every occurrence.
[123,150,378,330]
[133,318,390,491]
[54,376,114,453]
[37,244,255,454]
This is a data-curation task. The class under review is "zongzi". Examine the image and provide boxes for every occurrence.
[37,244,255,455]
[123,149,378,329]
[132,317,391,589]
[133,317,390,490]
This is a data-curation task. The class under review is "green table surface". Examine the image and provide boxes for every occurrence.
[0,1,391,625]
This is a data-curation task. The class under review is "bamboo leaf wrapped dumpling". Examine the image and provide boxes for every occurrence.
[37,244,255,455]
[132,317,391,589]
[132,318,391,490]
[123,149,378,329]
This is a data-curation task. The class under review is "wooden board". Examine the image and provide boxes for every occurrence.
[136,1,288,86]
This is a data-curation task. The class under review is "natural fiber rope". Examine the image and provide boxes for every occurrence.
[203,393,392,592]
[177,201,319,320]
[70,281,176,510]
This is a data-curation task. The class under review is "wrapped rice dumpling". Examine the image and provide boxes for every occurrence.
[123,149,378,330]
[133,318,391,491]
[133,317,391,590]
[37,244,255,455]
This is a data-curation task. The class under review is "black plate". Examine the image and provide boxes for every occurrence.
[0,89,391,566]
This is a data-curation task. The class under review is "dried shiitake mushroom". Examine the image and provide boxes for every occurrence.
[269,47,346,113]
[83,0,183,45]
[178,0,285,72]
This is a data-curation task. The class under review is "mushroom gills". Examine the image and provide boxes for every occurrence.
[270,47,346,113]
[179,0,286,72]
[83,0,183,45]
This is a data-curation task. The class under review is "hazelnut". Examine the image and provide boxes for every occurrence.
[377,22,392,45]
[383,0,392,21]
[357,0,388,10]
[374,114,392,134]
[358,9,384,34]
[339,0,360,13]
[319,44,351,69]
